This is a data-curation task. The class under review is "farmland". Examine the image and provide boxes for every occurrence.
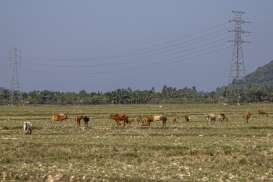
[0,104,273,181]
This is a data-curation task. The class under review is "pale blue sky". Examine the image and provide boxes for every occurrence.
[0,0,273,91]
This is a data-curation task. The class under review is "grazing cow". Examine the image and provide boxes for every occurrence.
[217,113,228,122]
[141,116,153,126]
[142,115,167,128]
[76,115,90,127]
[23,122,32,135]
[51,113,68,121]
[83,116,90,127]
[257,109,269,117]
[184,115,191,122]
[245,112,252,123]
[206,113,217,123]
[110,113,129,127]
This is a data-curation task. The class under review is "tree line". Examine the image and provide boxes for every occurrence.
[1,84,272,105]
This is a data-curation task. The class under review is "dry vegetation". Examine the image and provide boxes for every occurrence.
[0,104,273,181]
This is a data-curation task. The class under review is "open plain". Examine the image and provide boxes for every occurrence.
[0,104,272,181]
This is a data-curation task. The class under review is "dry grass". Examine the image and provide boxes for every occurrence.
[0,104,273,181]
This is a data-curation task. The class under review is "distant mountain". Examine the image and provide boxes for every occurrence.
[241,60,273,86]
[0,87,6,92]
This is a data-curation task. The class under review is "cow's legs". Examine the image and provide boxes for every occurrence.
[76,117,81,127]
[124,120,128,127]
[122,120,127,127]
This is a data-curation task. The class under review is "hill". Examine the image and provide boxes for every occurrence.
[240,59,273,87]
[216,59,273,102]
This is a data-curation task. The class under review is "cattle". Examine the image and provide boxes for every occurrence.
[23,122,32,135]
[217,113,228,122]
[76,115,90,127]
[83,116,90,127]
[141,116,154,127]
[51,113,68,121]
[142,115,167,128]
[184,115,191,122]
[206,113,217,123]
[110,113,129,127]
[244,112,252,123]
[257,109,269,117]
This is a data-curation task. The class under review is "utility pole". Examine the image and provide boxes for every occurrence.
[229,11,250,104]
[9,48,22,105]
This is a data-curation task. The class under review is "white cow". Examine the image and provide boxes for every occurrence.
[23,122,32,135]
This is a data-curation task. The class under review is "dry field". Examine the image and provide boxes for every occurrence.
[0,104,273,181]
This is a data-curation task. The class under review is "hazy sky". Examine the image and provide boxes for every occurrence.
[0,0,273,92]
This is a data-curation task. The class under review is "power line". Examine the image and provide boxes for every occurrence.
[229,11,250,81]
[9,48,23,105]
[19,22,230,86]
[24,23,229,64]
[25,34,229,69]
[26,40,229,72]
[27,43,230,79]
[85,45,230,79]
[228,10,250,103]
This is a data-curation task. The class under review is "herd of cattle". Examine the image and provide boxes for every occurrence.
[22,109,270,135]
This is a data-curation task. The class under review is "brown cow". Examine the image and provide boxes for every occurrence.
[142,116,153,126]
[257,109,269,117]
[83,116,90,127]
[245,112,252,123]
[76,115,90,127]
[142,115,167,128]
[217,113,228,122]
[51,113,68,121]
[110,113,129,127]
[206,113,217,123]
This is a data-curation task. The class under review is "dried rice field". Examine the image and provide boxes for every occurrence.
[0,104,273,181]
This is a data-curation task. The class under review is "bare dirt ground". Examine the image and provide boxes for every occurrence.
[0,104,272,181]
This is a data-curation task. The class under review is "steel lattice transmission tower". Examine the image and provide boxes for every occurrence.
[9,48,22,105]
[228,11,250,103]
